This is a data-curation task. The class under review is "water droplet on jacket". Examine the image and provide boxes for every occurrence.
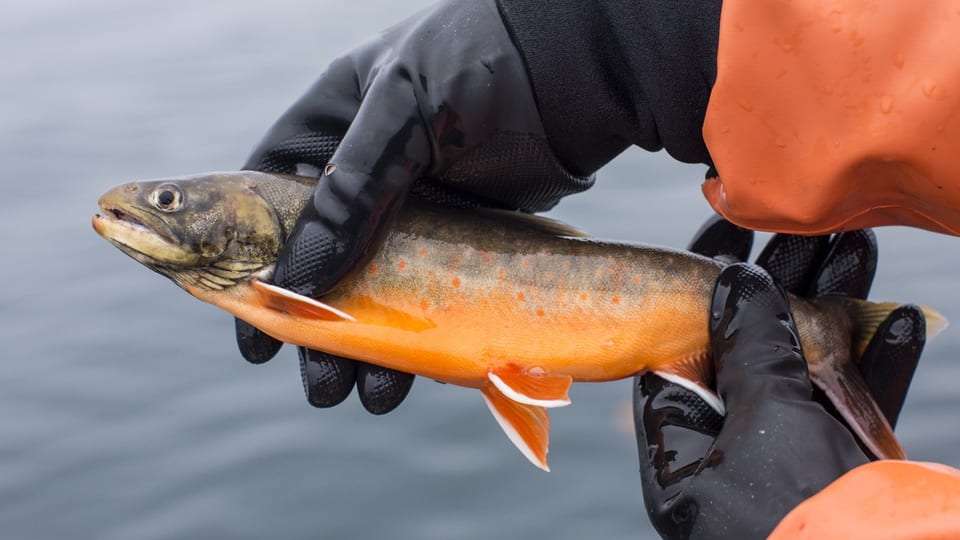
[880,95,894,113]
[774,38,793,53]
[922,78,938,98]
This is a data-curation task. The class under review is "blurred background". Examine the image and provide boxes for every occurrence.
[3,1,958,538]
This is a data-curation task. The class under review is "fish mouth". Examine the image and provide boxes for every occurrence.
[92,203,198,267]
[102,206,149,231]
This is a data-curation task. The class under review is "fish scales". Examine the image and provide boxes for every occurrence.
[317,202,721,384]
[93,171,947,470]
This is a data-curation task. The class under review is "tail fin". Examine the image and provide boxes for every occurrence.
[845,299,947,357]
[811,299,947,460]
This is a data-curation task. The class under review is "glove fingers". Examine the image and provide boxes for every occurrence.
[272,213,345,296]
[298,347,357,408]
[273,71,431,297]
[858,305,926,429]
[809,229,877,299]
[754,234,830,295]
[711,264,811,405]
[686,215,753,262]
[323,66,432,186]
[235,318,283,364]
[634,373,724,484]
[356,363,415,415]
[635,373,723,539]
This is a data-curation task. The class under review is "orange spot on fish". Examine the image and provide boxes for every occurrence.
[562,260,572,270]
[452,277,462,288]
[397,260,407,270]
[517,292,525,301]
[611,295,621,305]
[427,270,436,279]
[367,264,378,276]
[522,258,531,269]
[420,299,429,311]
[580,293,589,302]
[536,309,545,317]
[632,275,642,285]
[418,247,428,257]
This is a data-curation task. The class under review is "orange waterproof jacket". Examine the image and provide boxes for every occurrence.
[770,461,960,539]
[703,0,960,236]
[704,2,960,536]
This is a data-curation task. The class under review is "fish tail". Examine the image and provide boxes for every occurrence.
[844,299,947,357]
[816,299,947,460]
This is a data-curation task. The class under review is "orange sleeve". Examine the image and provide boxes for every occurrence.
[702,1,960,236]
[769,461,960,539]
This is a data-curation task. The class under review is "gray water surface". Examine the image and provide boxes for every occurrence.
[4,2,960,539]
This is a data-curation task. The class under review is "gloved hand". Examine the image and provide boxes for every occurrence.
[635,219,927,539]
[235,0,594,414]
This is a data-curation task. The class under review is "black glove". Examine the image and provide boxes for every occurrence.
[236,0,594,414]
[635,219,927,539]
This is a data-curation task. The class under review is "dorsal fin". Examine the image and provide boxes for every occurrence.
[477,208,588,238]
[481,385,552,471]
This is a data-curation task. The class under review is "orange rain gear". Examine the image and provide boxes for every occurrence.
[703,1,960,236]
[703,1,960,536]
[770,461,960,539]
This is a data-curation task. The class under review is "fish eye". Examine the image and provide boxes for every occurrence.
[151,184,183,212]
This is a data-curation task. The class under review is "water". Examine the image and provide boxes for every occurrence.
[3,2,959,538]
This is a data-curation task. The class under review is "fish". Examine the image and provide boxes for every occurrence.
[92,171,947,471]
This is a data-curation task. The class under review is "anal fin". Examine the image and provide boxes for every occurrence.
[810,357,907,460]
[488,365,572,408]
[481,385,551,471]
[252,279,355,322]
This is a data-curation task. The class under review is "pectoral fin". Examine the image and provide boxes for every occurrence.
[481,385,551,471]
[653,352,724,414]
[488,365,572,408]
[251,280,355,322]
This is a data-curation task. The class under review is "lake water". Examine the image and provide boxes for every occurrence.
[4,1,959,538]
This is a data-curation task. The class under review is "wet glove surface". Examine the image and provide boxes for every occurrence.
[636,220,926,539]
[236,0,592,414]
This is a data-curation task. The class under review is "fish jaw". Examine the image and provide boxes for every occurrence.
[92,212,199,267]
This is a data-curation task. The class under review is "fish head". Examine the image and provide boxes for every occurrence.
[92,171,290,290]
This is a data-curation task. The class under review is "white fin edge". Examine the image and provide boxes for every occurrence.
[654,371,726,415]
[488,372,571,408]
[254,280,356,322]
[924,309,949,340]
[482,392,550,472]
